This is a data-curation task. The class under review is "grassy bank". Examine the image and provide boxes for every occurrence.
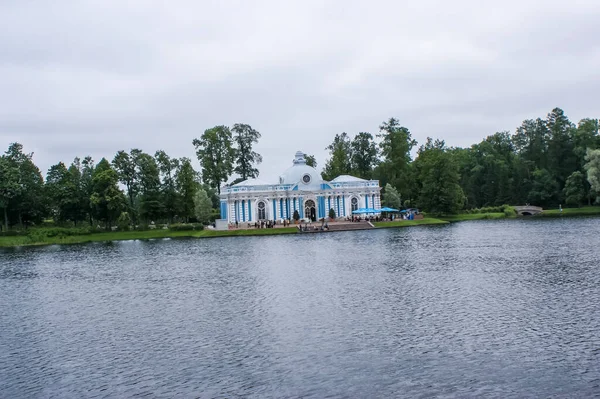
[539,206,600,217]
[438,213,506,222]
[0,227,299,248]
[373,218,449,228]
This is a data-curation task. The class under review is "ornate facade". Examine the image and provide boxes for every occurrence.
[219,151,382,223]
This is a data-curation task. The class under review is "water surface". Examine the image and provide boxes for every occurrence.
[1,218,599,397]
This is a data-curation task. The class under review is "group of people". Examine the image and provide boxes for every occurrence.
[346,215,384,222]
[229,219,294,230]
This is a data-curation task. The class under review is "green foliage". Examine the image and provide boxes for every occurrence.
[194,188,213,224]
[168,223,204,231]
[328,208,336,219]
[304,154,317,168]
[376,118,417,200]
[527,168,559,207]
[563,171,586,207]
[322,132,353,181]
[193,125,235,194]
[503,205,517,217]
[351,132,378,179]
[232,123,262,180]
[585,149,600,204]
[90,159,126,228]
[383,183,402,210]
[293,209,300,221]
[415,138,465,215]
[176,158,199,222]
[117,212,132,231]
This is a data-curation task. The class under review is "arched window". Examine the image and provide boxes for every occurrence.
[257,201,266,220]
[351,197,358,212]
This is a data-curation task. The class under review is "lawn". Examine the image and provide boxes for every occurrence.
[373,218,449,228]
[0,227,299,248]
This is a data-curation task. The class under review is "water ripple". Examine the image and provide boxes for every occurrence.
[1,218,599,397]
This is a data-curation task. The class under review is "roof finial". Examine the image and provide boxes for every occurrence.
[293,151,306,165]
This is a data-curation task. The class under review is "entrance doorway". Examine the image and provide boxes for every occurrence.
[257,201,266,220]
[304,199,316,221]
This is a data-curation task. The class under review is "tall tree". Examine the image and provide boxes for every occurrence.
[546,108,576,189]
[112,149,142,215]
[351,132,378,179]
[414,138,465,215]
[527,168,559,207]
[155,150,180,223]
[304,154,317,168]
[136,152,163,222]
[563,171,586,207]
[176,157,200,222]
[322,132,353,181]
[382,183,402,210]
[194,188,213,224]
[0,154,19,231]
[585,149,600,204]
[193,125,235,194]
[90,159,126,229]
[80,157,96,226]
[377,118,418,200]
[232,123,262,180]
[4,143,45,227]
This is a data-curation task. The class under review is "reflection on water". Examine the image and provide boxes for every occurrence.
[1,218,600,397]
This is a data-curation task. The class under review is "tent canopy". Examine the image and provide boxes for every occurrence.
[351,208,379,214]
[379,207,399,212]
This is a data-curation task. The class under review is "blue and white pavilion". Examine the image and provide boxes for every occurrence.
[219,151,381,223]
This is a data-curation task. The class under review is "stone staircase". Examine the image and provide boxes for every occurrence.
[326,221,374,232]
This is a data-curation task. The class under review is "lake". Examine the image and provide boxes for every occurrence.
[1,218,599,398]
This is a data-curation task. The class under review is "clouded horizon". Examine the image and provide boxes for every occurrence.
[1,0,599,182]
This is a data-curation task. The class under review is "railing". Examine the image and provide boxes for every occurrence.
[221,180,380,194]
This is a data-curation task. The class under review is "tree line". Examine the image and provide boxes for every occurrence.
[320,108,600,214]
[1,107,600,231]
[0,123,265,231]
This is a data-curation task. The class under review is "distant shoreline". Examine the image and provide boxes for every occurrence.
[1,207,599,248]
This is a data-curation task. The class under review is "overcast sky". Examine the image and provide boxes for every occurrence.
[1,0,599,182]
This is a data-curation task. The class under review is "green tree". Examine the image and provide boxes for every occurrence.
[193,125,235,194]
[376,118,417,201]
[546,108,577,189]
[328,208,336,219]
[0,154,19,231]
[232,123,262,180]
[176,157,199,222]
[322,132,353,181]
[45,162,75,223]
[194,188,213,224]
[382,183,402,210]
[117,211,132,231]
[155,150,180,222]
[527,168,559,207]
[112,149,142,215]
[4,143,46,228]
[351,132,378,179]
[80,156,96,226]
[304,154,317,168]
[563,171,586,207]
[90,159,126,229]
[414,138,465,215]
[585,149,600,204]
[136,152,164,222]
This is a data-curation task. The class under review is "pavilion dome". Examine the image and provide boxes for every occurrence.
[279,151,324,189]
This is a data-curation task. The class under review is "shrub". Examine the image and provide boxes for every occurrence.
[329,208,336,219]
[293,210,300,221]
[502,205,517,217]
[169,223,204,231]
[117,212,132,231]
[0,230,23,237]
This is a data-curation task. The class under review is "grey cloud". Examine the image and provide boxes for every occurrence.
[1,0,599,182]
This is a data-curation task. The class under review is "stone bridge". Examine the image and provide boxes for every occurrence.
[513,205,543,216]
